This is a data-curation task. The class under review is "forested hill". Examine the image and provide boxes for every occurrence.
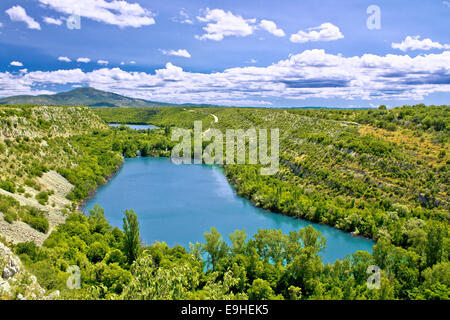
[0,87,182,108]
[0,105,111,245]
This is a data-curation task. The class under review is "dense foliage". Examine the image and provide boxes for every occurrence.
[1,104,448,300]
[13,207,449,300]
[92,107,213,129]
[0,194,49,233]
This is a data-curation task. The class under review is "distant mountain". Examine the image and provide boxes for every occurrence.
[0,87,184,108]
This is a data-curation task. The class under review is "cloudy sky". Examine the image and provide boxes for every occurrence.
[0,0,449,107]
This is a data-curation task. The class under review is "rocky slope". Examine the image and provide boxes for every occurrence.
[0,242,58,299]
[0,106,106,244]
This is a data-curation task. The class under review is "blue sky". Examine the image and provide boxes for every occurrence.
[0,0,449,107]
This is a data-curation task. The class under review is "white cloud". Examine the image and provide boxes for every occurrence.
[58,56,71,62]
[38,0,155,28]
[6,6,41,30]
[176,9,193,24]
[97,60,109,65]
[10,61,23,67]
[160,49,191,58]
[259,20,285,37]
[392,36,450,52]
[444,1,450,8]
[129,61,136,64]
[290,23,343,43]
[1,50,449,104]
[77,57,91,63]
[196,8,256,41]
[43,17,62,25]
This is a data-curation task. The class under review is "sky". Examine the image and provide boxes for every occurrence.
[0,0,449,108]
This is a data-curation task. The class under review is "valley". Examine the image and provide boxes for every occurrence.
[0,102,447,300]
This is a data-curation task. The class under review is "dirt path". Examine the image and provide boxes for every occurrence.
[203,113,219,136]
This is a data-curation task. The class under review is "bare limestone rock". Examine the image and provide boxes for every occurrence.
[0,242,58,300]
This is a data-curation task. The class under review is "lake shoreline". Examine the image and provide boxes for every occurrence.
[78,155,375,244]
[80,156,375,262]
[76,159,125,212]
[220,164,376,244]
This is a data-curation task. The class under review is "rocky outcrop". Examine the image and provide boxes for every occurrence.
[0,170,73,245]
[0,242,59,300]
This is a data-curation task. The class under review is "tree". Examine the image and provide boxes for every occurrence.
[87,241,108,263]
[229,229,247,255]
[89,204,110,234]
[247,279,274,300]
[251,229,286,264]
[202,227,228,269]
[425,221,447,267]
[122,209,140,265]
[299,225,327,254]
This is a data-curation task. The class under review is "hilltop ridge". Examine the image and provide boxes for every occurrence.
[0,87,181,108]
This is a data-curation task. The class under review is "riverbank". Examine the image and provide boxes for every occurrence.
[77,153,376,247]
[80,156,375,262]
[221,164,376,243]
[76,159,125,212]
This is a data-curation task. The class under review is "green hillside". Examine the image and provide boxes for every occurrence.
[0,87,181,108]
[0,104,448,300]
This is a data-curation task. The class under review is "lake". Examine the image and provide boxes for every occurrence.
[109,123,158,130]
[82,157,374,263]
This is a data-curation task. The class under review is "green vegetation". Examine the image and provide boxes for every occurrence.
[58,125,172,202]
[0,194,49,233]
[0,105,173,205]
[0,87,182,108]
[0,180,16,193]
[0,103,448,300]
[122,209,140,265]
[92,106,213,129]
[36,190,54,205]
[21,207,49,233]
[12,207,449,300]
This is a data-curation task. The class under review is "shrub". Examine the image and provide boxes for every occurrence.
[392,203,411,217]
[15,241,39,261]
[3,209,17,223]
[105,249,126,265]
[0,195,19,213]
[24,215,49,233]
[36,191,50,205]
[24,179,36,188]
[0,180,16,193]
[22,207,49,233]
[87,241,108,263]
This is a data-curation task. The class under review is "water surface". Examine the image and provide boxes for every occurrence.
[83,157,374,263]
[109,123,158,130]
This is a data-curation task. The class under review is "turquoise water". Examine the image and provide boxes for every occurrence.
[109,123,158,130]
[82,157,374,263]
